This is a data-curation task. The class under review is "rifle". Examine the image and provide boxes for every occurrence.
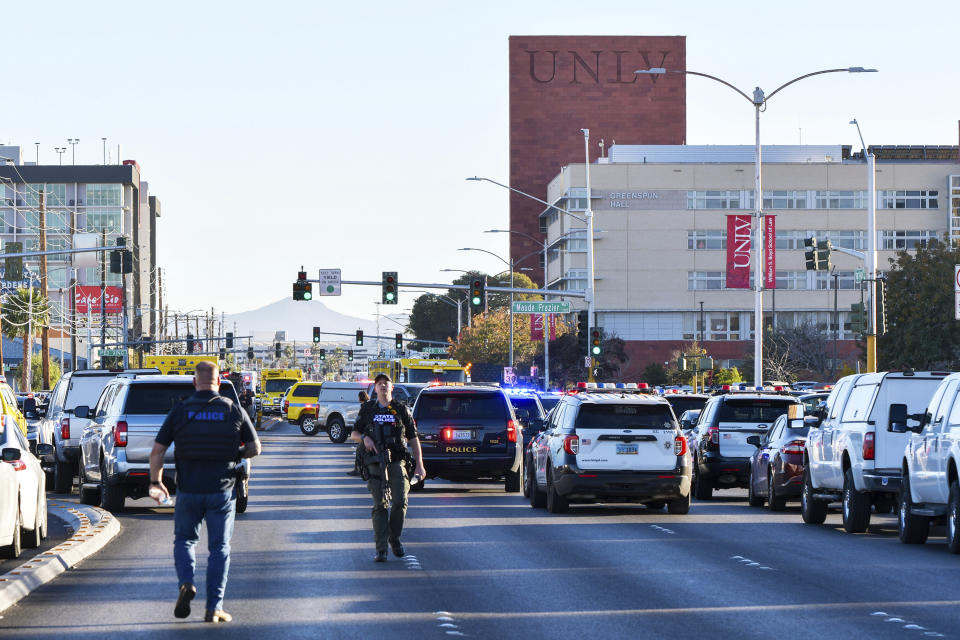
[373,421,392,504]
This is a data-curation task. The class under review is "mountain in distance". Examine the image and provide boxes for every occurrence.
[224,298,406,346]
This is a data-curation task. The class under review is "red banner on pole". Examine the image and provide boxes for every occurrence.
[764,215,776,289]
[76,285,122,313]
[726,214,752,289]
[530,314,557,341]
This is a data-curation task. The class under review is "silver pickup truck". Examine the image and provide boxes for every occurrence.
[76,375,252,513]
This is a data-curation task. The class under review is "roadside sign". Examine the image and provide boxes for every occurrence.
[318,269,341,296]
[855,268,865,285]
[511,300,571,314]
[98,349,125,356]
[584,356,591,368]
[423,346,447,355]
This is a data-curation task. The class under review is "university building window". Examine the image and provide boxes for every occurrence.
[879,190,939,209]
[880,230,938,250]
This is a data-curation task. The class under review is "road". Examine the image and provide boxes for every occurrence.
[1,418,958,639]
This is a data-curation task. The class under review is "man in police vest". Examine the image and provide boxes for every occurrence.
[352,373,426,562]
[149,361,261,623]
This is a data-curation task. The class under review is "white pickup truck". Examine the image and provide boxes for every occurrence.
[801,370,948,533]
[894,371,960,552]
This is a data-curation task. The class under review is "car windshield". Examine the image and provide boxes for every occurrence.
[574,404,676,430]
[265,379,297,393]
[718,399,795,423]
[415,392,507,420]
[291,384,322,398]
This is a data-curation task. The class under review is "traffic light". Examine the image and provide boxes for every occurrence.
[312,326,320,343]
[590,329,602,357]
[355,329,363,346]
[4,241,22,281]
[382,271,398,304]
[576,310,588,353]
[122,249,133,273]
[348,350,354,362]
[470,278,485,307]
[850,302,865,334]
[817,239,832,272]
[247,347,255,360]
[877,279,887,335]
[293,270,313,301]
[395,333,403,349]
[110,249,122,274]
[186,333,194,354]
[275,342,281,358]
[225,332,234,349]
[319,349,326,361]
[804,237,819,271]
[219,348,226,360]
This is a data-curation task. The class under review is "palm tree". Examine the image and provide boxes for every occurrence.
[1,287,49,389]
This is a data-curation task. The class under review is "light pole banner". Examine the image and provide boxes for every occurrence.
[726,214,752,289]
[764,215,776,289]
[530,314,557,341]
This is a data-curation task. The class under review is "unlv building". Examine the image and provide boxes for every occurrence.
[509,36,687,282]
[541,143,960,379]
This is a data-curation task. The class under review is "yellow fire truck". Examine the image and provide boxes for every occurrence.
[367,358,466,384]
[259,368,304,414]
[142,355,219,375]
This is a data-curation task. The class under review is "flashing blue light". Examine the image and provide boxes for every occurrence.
[614,382,625,389]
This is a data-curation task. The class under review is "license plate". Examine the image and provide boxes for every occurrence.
[453,430,472,440]
[616,444,638,455]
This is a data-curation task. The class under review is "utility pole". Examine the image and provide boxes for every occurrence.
[70,268,77,371]
[39,190,50,388]
[832,271,839,379]
[100,229,107,359]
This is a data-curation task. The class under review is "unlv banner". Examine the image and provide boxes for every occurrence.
[726,214,752,289]
[76,285,122,313]
[530,314,557,341]
[764,215,776,289]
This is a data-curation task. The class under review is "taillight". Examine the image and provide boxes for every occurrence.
[441,427,454,441]
[60,417,71,440]
[782,439,805,455]
[563,434,579,455]
[708,426,719,447]
[862,432,875,460]
[674,435,687,456]
[283,400,289,411]
[114,421,128,447]
[3,459,26,471]
[506,420,517,443]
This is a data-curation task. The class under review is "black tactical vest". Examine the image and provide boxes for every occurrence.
[173,394,241,462]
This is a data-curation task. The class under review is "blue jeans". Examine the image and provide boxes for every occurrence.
[174,491,236,612]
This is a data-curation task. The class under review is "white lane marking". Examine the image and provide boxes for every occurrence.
[729,556,774,571]
[649,525,675,534]
[884,618,905,623]
[436,616,454,622]
[870,612,944,637]
[434,611,451,616]
[904,624,925,630]
[870,612,889,616]
[438,623,458,628]
[445,632,466,637]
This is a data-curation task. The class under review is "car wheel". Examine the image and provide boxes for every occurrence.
[23,495,45,548]
[747,467,764,507]
[692,458,713,500]
[800,467,828,525]
[897,472,929,544]
[99,462,125,513]
[667,493,691,515]
[947,480,960,554]
[235,476,249,514]
[768,470,786,512]
[1,510,21,559]
[327,417,348,443]
[528,462,546,509]
[842,467,870,533]
[78,462,100,506]
[522,455,532,498]
[53,458,73,494]
[545,466,568,514]
[505,467,521,493]
[299,416,319,437]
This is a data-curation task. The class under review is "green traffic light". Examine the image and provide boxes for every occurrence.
[471,296,481,305]
[591,346,601,355]
[386,292,395,301]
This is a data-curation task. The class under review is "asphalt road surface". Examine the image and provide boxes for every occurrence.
[1,418,958,639]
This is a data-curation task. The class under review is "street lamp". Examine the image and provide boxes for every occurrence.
[67,138,79,165]
[850,118,878,371]
[636,65,877,387]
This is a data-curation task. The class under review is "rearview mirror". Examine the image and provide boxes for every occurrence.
[73,405,90,419]
[1,447,21,462]
[888,403,909,433]
[746,435,761,447]
[36,443,54,462]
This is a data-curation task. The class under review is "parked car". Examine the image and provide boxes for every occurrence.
[801,370,949,533]
[0,414,52,558]
[283,382,324,434]
[0,461,20,557]
[663,392,710,421]
[76,375,248,513]
[535,391,564,412]
[367,382,428,408]
[505,391,547,450]
[526,389,691,514]
[42,368,162,494]
[691,392,800,499]
[412,385,522,492]
[796,391,830,416]
[894,372,960,550]
[297,381,368,443]
[747,405,816,510]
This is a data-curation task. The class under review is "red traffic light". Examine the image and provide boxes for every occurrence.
[298,270,307,280]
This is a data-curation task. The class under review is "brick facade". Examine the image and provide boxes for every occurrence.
[509,35,687,284]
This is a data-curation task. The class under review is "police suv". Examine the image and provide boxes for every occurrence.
[526,384,691,514]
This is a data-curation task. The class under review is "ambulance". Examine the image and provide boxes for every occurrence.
[141,355,219,375]
[259,368,304,414]
[367,358,466,384]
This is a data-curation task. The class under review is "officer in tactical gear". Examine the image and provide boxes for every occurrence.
[149,361,261,624]
[351,373,426,562]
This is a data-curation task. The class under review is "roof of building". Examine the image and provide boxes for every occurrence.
[603,144,960,164]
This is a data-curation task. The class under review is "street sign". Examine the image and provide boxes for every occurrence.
[855,268,865,285]
[423,346,448,355]
[511,301,571,314]
[318,269,341,296]
[584,356,591,368]
[503,366,516,384]
[98,349,125,356]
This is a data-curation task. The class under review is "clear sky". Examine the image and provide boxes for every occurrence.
[2,0,957,326]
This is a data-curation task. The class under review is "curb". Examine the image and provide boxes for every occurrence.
[0,500,121,613]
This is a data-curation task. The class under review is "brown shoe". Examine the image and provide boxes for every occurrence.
[205,610,233,623]
[174,583,195,619]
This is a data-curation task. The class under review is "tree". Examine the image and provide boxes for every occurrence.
[642,362,669,386]
[447,309,540,366]
[714,367,743,386]
[1,287,50,390]
[12,357,61,392]
[879,238,960,369]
